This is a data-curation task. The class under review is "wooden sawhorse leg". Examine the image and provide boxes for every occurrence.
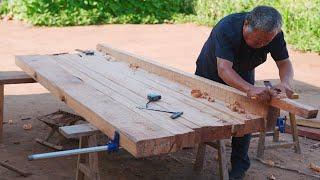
[194,140,229,180]
[76,135,100,180]
[289,113,301,154]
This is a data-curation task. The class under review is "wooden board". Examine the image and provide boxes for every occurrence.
[97,44,318,119]
[0,71,36,84]
[16,52,263,157]
[296,118,320,129]
[286,124,320,141]
[59,123,100,139]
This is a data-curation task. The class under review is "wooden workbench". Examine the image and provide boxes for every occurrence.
[15,44,318,158]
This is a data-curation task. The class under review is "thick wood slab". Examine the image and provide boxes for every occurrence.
[97,44,318,119]
[296,118,320,129]
[0,71,36,84]
[286,124,320,141]
[16,52,263,157]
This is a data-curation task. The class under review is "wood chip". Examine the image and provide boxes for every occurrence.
[226,101,246,114]
[265,160,275,167]
[129,63,139,70]
[268,174,276,180]
[22,124,32,130]
[238,108,245,114]
[309,163,320,173]
[231,105,237,112]
[191,89,202,98]
[207,96,215,102]
[190,89,215,102]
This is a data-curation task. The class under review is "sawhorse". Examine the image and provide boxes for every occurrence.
[59,123,101,180]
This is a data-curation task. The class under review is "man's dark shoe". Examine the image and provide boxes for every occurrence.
[229,171,245,180]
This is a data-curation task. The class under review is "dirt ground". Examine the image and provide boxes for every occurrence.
[0,19,319,180]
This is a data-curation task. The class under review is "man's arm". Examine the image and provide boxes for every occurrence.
[217,58,271,101]
[275,58,294,97]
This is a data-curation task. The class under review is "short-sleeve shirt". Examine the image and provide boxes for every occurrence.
[195,12,289,85]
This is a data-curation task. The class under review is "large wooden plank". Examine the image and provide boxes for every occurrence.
[0,71,36,84]
[52,55,196,147]
[58,53,263,137]
[15,55,185,157]
[55,54,235,142]
[97,44,318,119]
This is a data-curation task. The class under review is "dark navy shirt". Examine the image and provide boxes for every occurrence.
[195,12,289,85]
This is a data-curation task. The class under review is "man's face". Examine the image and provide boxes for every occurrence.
[243,21,278,48]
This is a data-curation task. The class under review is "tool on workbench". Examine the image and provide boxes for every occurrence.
[75,49,95,56]
[137,93,183,119]
[146,93,162,108]
[263,80,281,93]
[264,80,300,99]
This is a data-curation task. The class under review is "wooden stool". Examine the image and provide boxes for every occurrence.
[59,123,101,180]
[194,140,229,180]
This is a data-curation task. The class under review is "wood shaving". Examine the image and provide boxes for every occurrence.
[238,108,245,114]
[207,96,215,102]
[191,89,202,98]
[309,163,320,173]
[22,124,32,130]
[265,160,275,167]
[190,89,215,102]
[268,174,276,180]
[226,101,246,114]
[129,63,140,70]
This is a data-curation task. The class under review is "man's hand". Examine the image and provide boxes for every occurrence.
[273,82,294,98]
[247,86,272,102]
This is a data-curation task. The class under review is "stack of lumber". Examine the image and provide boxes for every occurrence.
[286,118,320,140]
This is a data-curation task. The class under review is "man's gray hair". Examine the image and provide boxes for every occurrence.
[246,6,283,32]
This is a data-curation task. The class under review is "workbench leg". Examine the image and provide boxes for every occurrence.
[194,143,206,173]
[88,135,100,180]
[289,113,301,154]
[217,140,229,180]
[0,84,4,142]
[273,129,280,142]
[76,136,88,180]
[257,131,266,159]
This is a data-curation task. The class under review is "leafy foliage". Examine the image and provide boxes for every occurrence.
[2,0,193,26]
[174,0,320,52]
[0,0,319,52]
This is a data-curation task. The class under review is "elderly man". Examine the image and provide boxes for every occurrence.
[195,6,294,179]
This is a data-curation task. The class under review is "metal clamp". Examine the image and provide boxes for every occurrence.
[276,116,286,133]
[28,131,120,161]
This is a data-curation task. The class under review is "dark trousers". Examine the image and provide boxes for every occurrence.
[230,134,252,176]
[195,69,255,176]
